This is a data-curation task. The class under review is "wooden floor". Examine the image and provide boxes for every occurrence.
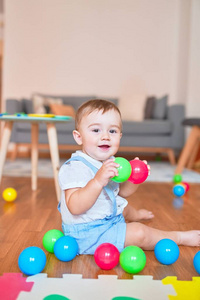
[0,175,200,281]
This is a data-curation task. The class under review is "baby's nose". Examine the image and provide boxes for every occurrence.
[101,131,110,139]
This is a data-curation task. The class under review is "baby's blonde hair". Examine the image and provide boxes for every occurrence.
[75,99,122,130]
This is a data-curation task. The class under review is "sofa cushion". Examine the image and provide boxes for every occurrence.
[31,95,119,111]
[61,96,97,110]
[21,99,34,114]
[122,120,172,135]
[144,96,156,119]
[6,99,23,114]
[15,119,76,134]
[62,96,119,110]
[104,98,119,106]
[16,118,172,136]
[152,95,168,119]
[32,94,96,111]
[49,103,76,117]
[32,94,63,113]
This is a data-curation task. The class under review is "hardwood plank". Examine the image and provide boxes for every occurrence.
[0,176,200,280]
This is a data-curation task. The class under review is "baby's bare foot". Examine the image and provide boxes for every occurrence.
[135,209,154,221]
[179,230,200,246]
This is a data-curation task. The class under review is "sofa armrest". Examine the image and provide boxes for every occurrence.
[6,99,24,114]
[167,104,185,150]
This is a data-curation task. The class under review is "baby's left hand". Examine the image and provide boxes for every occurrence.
[134,157,150,176]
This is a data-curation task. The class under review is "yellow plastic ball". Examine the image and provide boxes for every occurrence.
[2,188,17,202]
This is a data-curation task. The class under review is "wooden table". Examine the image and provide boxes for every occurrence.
[0,115,72,202]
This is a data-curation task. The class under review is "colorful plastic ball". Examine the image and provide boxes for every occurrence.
[154,239,179,265]
[128,159,148,184]
[178,183,187,189]
[94,243,120,270]
[119,246,146,274]
[173,197,184,209]
[42,229,64,253]
[193,251,200,274]
[182,182,190,193]
[178,183,188,194]
[18,246,46,275]
[173,174,182,184]
[173,184,185,197]
[2,187,17,202]
[111,157,132,183]
[54,236,78,262]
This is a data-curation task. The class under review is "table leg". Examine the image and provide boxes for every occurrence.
[46,123,61,202]
[186,141,199,169]
[31,123,39,191]
[0,121,13,182]
[175,126,200,174]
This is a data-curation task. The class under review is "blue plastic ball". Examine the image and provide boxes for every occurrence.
[173,197,184,209]
[193,251,200,274]
[18,246,46,275]
[173,184,185,197]
[154,239,179,265]
[54,236,79,262]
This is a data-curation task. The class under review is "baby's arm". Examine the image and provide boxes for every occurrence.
[65,158,119,215]
[118,181,139,198]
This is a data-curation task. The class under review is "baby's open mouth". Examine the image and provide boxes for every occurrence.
[98,145,110,149]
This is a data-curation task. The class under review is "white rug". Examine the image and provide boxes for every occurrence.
[2,159,200,183]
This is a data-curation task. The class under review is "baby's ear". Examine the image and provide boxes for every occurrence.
[73,130,83,145]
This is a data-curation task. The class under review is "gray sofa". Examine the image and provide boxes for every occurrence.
[5,94,185,164]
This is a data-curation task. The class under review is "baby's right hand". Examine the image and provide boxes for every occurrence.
[94,158,119,187]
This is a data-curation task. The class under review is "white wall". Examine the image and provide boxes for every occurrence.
[186,0,200,117]
[2,0,199,120]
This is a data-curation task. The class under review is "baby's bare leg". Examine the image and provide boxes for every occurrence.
[125,222,200,250]
[123,204,154,222]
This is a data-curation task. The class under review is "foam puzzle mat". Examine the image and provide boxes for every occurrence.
[1,273,200,300]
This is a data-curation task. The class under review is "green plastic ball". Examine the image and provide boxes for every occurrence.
[173,174,182,184]
[111,157,132,183]
[42,229,64,253]
[119,245,146,274]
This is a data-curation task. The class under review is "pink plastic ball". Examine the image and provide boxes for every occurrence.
[94,243,120,270]
[128,159,148,184]
[182,182,190,193]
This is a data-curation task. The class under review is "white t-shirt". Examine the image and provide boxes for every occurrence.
[58,151,128,225]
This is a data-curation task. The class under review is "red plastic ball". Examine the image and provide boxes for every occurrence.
[128,159,148,184]
[94,243,120,270]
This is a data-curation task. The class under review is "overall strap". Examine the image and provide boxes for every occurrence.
[65,156,117,217]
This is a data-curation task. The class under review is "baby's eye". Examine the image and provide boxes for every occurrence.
[92,128,100,133]
[109,129,117,134]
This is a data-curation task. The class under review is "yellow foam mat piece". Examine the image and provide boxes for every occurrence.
[162,276,200,300]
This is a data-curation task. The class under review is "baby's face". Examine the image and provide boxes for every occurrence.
[77,109,122,161]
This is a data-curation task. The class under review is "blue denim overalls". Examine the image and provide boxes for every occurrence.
[58,156,126,254]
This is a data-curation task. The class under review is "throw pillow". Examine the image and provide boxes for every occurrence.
[144,96,156,119]
[32,94,63,114]
[21,99,34,114]
[49,103,76,117]
[119,94,147,121]
[152,95,168,119]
